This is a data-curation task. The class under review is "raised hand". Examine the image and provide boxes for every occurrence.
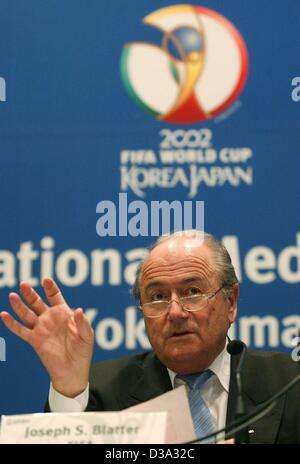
[0,278,94,398]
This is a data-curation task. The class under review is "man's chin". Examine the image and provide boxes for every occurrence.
[164,345,201,366]
[160,342,213,373]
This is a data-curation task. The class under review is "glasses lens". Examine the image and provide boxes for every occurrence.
[181,294,206,311]
[142,301,169,318]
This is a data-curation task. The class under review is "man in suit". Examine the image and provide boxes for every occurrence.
[1,231,299,443]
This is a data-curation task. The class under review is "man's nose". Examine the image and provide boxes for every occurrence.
[168,296,189,320]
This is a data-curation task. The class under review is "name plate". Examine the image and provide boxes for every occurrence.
[0,411,167,444]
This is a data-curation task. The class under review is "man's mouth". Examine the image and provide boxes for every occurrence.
[171,330,194,338]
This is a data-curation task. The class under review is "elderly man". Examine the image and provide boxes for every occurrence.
[1,231,299,443]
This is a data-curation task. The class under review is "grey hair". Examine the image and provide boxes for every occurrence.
[132,230,239,302]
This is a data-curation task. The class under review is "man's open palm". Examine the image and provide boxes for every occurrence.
[0,278,94,397]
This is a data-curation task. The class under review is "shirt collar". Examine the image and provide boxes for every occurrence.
[167,343,231,393]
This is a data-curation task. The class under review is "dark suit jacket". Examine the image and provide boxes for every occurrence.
[85,350,300,444]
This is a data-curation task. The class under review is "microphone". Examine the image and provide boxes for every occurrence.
[227,339,249,444]
[227,339,245,356]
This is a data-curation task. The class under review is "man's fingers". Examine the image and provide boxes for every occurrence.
[74,308,93,342]
[9,293,37,328]
[19,282,47,315]
[0,312,32,343]
[42,278,67,306]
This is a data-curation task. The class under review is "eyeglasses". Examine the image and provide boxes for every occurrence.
[139,286,224,319]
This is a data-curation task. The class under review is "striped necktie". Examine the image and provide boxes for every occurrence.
[175,370,215,444]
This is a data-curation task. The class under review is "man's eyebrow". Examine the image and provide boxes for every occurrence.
[144,277,203,292]
[144,281,164,292]
[181,277,203,285]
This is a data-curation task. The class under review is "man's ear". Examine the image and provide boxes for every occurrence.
[227,284,239,325]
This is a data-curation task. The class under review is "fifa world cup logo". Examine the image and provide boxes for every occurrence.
[121,5,248,124]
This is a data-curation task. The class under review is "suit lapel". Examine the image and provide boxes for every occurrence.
[119,352,172,409]
[226,351,286,444]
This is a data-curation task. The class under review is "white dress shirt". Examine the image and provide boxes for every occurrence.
[49,382,89,413]
[49,345,231,438]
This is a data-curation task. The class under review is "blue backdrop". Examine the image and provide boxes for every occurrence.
[0,0,299,414]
